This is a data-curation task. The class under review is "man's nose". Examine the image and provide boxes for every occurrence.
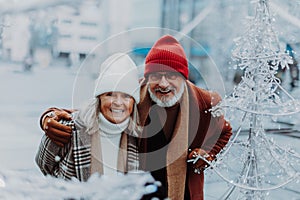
[158,75,169,88]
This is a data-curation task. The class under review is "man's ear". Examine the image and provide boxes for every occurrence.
[139,77,149,87]
[139,77,145,83]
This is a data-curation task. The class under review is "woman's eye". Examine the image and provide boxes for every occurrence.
[123,94,131,99]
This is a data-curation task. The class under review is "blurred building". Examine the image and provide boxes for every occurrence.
[1,14,31,62]
[0,0,212,84]
[53,2,103,66]
[0,0,269,86]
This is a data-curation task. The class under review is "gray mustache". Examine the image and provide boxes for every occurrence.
[154,87,175,93]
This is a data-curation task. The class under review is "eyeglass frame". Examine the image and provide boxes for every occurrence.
[148,72,182,82]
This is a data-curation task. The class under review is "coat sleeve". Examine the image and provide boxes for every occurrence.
[35,120,73,177]
[35,135,63,176]
[204,115,232,158]
[201,92,232,158]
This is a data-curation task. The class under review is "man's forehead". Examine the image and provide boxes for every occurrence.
[153,71,180,74]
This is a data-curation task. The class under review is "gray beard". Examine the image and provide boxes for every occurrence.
[148,82,185,107]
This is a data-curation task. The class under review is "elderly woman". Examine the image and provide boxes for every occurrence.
[35,53,141,181]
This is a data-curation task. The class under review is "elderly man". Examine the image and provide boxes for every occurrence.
[39,35,232,200]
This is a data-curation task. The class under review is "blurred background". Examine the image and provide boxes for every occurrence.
[0,0,299,198]
[1,0,300,85]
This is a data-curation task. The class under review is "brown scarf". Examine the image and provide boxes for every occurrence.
[90,129,138,175]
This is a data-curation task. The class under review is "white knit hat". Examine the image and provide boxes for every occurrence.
[94,53,140,103]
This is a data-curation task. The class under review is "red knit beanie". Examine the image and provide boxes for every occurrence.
[144,35,189,79]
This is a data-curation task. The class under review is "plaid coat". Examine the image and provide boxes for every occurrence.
[35,117,139,182]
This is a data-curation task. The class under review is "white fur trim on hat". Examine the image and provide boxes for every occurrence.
[94,53,140,103]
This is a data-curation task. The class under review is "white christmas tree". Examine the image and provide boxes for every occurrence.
[200,0,300,199]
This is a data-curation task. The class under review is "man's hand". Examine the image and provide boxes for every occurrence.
[42,109,73,147]
[188,148,213,169]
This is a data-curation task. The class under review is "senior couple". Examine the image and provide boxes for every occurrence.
[35,35,232,200]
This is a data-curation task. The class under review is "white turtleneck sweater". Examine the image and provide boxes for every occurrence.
[98,113,129,176]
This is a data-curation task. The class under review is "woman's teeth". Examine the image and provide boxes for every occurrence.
[111,109,123,113]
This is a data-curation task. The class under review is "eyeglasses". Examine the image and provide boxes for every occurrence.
[148,72,180,81]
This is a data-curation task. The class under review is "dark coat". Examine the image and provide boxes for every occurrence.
[138,80,232,200]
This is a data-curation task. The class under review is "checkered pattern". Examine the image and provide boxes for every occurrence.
[35,119,139,181]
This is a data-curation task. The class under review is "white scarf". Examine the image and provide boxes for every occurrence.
[98,113,129,135]
[98,113,129,175]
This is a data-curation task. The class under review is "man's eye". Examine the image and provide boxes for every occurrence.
[167,73,178,79]
[106,92,113,96]
[150,74,160,80]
